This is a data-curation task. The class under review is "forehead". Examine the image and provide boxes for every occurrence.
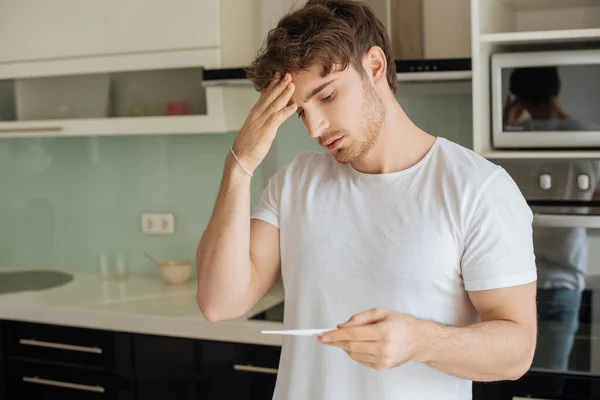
[289,64,356,102]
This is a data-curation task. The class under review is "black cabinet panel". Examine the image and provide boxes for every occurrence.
[473,371,600,400]
[133,334,280,400]
[6,359,134,400]
[0,323,5,400]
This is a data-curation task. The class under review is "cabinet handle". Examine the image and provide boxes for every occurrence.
[23,376,105,393]
[512,397,550,400]
[19,338,103,354]
[0,126,63,133]
[233,364,278,375]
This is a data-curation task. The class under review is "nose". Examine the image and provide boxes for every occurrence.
[304,110,329,139]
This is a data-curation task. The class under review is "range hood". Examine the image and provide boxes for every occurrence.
[202,58,471,87]
[204,0,472,87]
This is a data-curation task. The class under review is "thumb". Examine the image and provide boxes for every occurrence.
[338,307,389,328]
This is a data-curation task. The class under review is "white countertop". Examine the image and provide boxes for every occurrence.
[0,266,285,346]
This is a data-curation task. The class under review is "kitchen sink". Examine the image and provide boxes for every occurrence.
[0,270,73,294]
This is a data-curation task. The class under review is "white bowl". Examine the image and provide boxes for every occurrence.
[157,260,193,285]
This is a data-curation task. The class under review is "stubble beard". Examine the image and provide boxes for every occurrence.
[332,80,385,165]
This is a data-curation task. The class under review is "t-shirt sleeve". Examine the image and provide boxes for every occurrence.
[251,168,285,229]
[461,168,538,291]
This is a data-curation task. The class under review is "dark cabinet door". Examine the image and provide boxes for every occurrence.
[133,334,280,400]
[0,322,5,400]
[473,371,600,400]
[5,359,135,400]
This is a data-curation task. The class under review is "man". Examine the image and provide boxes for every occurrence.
[196,1,538,399]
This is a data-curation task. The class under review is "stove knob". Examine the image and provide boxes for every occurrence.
[577,174,590,191]
[539,174,552,190]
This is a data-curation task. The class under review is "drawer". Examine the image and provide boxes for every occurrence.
[4,321,132,370]
[6,359,134,400]
[233,342,281,373]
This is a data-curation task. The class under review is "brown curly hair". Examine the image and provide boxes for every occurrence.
[245,0,397,94]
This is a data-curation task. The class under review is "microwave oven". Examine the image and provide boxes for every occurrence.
[490,49,600,150]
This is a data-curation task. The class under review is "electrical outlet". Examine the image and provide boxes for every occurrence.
[141,213,174,234]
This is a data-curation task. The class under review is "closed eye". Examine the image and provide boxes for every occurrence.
[322,92,335,102]
[297,91,335,118]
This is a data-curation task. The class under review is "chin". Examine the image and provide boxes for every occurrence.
[331,147,361,164]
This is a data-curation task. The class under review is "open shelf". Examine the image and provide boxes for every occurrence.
[0,65,246,138]
[477,0,600,36]
[480,28,600,44]
[0,116,232,139]
[496,0,600,12]
[482,150,600,160]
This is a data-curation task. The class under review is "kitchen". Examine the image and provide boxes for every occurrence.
[1,0,600,399]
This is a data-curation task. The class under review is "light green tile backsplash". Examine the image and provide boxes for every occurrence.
[0,91,472,274]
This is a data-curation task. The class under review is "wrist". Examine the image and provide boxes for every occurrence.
[229,146,255,177]
[224,153,254,183]
[410,318,438,364]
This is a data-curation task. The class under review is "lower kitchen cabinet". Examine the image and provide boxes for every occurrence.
[0,320,281,400]
[133,334,280,400]
[473,370,600,400]
[15,319,597,400]
[2,320,135,400]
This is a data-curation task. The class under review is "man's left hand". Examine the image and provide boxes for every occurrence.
[318,307,423,370]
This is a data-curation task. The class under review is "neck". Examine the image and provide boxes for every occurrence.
[528,99,569,120]
[350,94,437,175]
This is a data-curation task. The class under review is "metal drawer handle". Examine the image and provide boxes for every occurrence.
[512,397,551,400]
[19,339,103,354]
[233,364,278,375]
[23,376,105,393]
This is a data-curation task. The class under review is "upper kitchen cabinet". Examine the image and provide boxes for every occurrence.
[0,0,257,66]
[0,0,262,137]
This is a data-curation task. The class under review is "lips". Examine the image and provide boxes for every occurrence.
[325,137,343,151]
[324,137,341,147]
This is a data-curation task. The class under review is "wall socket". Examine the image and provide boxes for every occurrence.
[141,213,174,234]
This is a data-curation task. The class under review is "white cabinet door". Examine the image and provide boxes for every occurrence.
[362,0,471,59]
[423,0,471,58]
[0,0,219,63]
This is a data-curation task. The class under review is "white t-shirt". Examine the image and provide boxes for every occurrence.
[252,137,537,400]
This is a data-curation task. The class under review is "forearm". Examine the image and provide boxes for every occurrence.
[413,319,536,382]
[196,154,253,320]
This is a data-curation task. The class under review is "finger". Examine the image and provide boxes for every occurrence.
[256,73,292,114]
[261,71,282,96]
[345,350,378,365]
[319,325,381,343]
[338,307,389,328]
[327,340,378,355]
[266,102,298,130]
[265,82,295,116]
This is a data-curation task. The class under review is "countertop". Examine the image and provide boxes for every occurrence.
[0,266,285,346]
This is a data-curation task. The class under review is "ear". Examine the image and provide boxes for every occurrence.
[362,46,387,85]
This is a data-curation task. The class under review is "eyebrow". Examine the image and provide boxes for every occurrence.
[303,79,338,103]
